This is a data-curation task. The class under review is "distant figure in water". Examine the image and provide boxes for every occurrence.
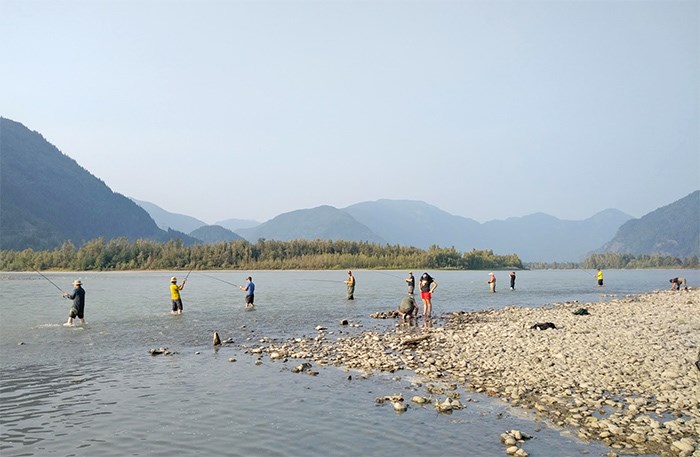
[670,277,687,290]
[509,271,516,290]
[170,276,186,314]
[488,272,496,293]
[345,271,355,300]
[405,271,415,295]
[419,272,437,318]
[397,294,417,321]
[597,269,604,287]
[63,279,86,326]
[240,276,255,308]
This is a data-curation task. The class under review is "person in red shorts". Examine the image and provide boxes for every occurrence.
[419,272,437,318]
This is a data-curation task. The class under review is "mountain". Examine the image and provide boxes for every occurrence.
[599,191,700,258]
[0,118,194,250]
[343,199,481,249]
[189,225,245,243]
[343,200,631,262]
[236,205,387,244]
[214,218,260,232]
[131,198,207,233]
[478,209,633,262]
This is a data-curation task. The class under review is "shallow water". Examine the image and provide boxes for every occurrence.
[1,269,697,456]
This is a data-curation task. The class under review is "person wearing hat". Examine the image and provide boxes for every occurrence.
[405,271,415,295]
[63,279,86,326]
[488,272,496,293]
[344,271,355,300]
[170,276,186,314]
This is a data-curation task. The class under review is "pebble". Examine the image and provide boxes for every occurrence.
[239,289,700,456]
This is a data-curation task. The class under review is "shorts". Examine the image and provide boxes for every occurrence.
[172,298,183,312]
[69,305,84,319]
[421,291,431,300]
[245,294,255,305]
[407,286,414,294]
[597,279,603,286]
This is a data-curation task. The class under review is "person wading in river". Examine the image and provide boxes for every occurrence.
[344,271,356,300]
[63,279,86,326]
[170,276,186,315]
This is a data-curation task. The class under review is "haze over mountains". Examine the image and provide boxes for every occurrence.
[0,118,196,250]
[2,118,697,262]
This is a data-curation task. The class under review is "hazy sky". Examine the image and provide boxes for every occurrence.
[2,0,698,224]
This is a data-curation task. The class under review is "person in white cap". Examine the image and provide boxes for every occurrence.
[488,272,496,293]
[170,276,186,314]
[63,279,86,326]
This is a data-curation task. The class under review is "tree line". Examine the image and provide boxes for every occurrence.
[0,237,524,271]
[526,253,699,270]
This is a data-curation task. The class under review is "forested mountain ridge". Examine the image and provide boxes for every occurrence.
[0,118,194,250]
[599,190,699,258]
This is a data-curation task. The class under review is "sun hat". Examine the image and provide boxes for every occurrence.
[171,277,177,282]
[73,280,82,285]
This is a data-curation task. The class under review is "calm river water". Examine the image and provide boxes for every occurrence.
[1,269,697,456]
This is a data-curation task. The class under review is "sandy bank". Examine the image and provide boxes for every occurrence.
[247,290,700,456]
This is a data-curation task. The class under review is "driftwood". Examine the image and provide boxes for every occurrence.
[401,335,431,346]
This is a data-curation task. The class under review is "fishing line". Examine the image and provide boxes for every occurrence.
[34,269,66,294]
[299,279,342,283]
[197,272,241,288]
[374,271,405,280]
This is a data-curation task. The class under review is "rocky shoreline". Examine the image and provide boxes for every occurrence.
[243,290,700,457]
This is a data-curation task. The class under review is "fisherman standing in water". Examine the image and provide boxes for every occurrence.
[405,271,415,295]
[597,269,604,287]
[488,272,496,293]
[170,276,186,314]
[239,276,255,308]
[63,279,86,326]
[345,271,356,300]
[509,271,516,290]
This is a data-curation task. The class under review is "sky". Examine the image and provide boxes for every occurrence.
[1,0,698,225]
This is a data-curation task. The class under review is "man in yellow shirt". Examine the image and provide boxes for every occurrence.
[170,276,186,314]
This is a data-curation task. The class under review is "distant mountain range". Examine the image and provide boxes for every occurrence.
[2,117,697,261]
[231,200,631,262]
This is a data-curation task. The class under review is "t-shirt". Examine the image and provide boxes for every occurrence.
[399,296,415,313]
[170,283,181,300]
[419,275,433,292]
[245,282,255,296]
[68,286,85,307]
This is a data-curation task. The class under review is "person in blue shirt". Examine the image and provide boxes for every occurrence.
[239,276,255,309]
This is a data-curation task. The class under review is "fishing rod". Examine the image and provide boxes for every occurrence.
[197,272,241,288]
[184,267,194,282]
[34,269,66,294]
[374,270,406,280]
